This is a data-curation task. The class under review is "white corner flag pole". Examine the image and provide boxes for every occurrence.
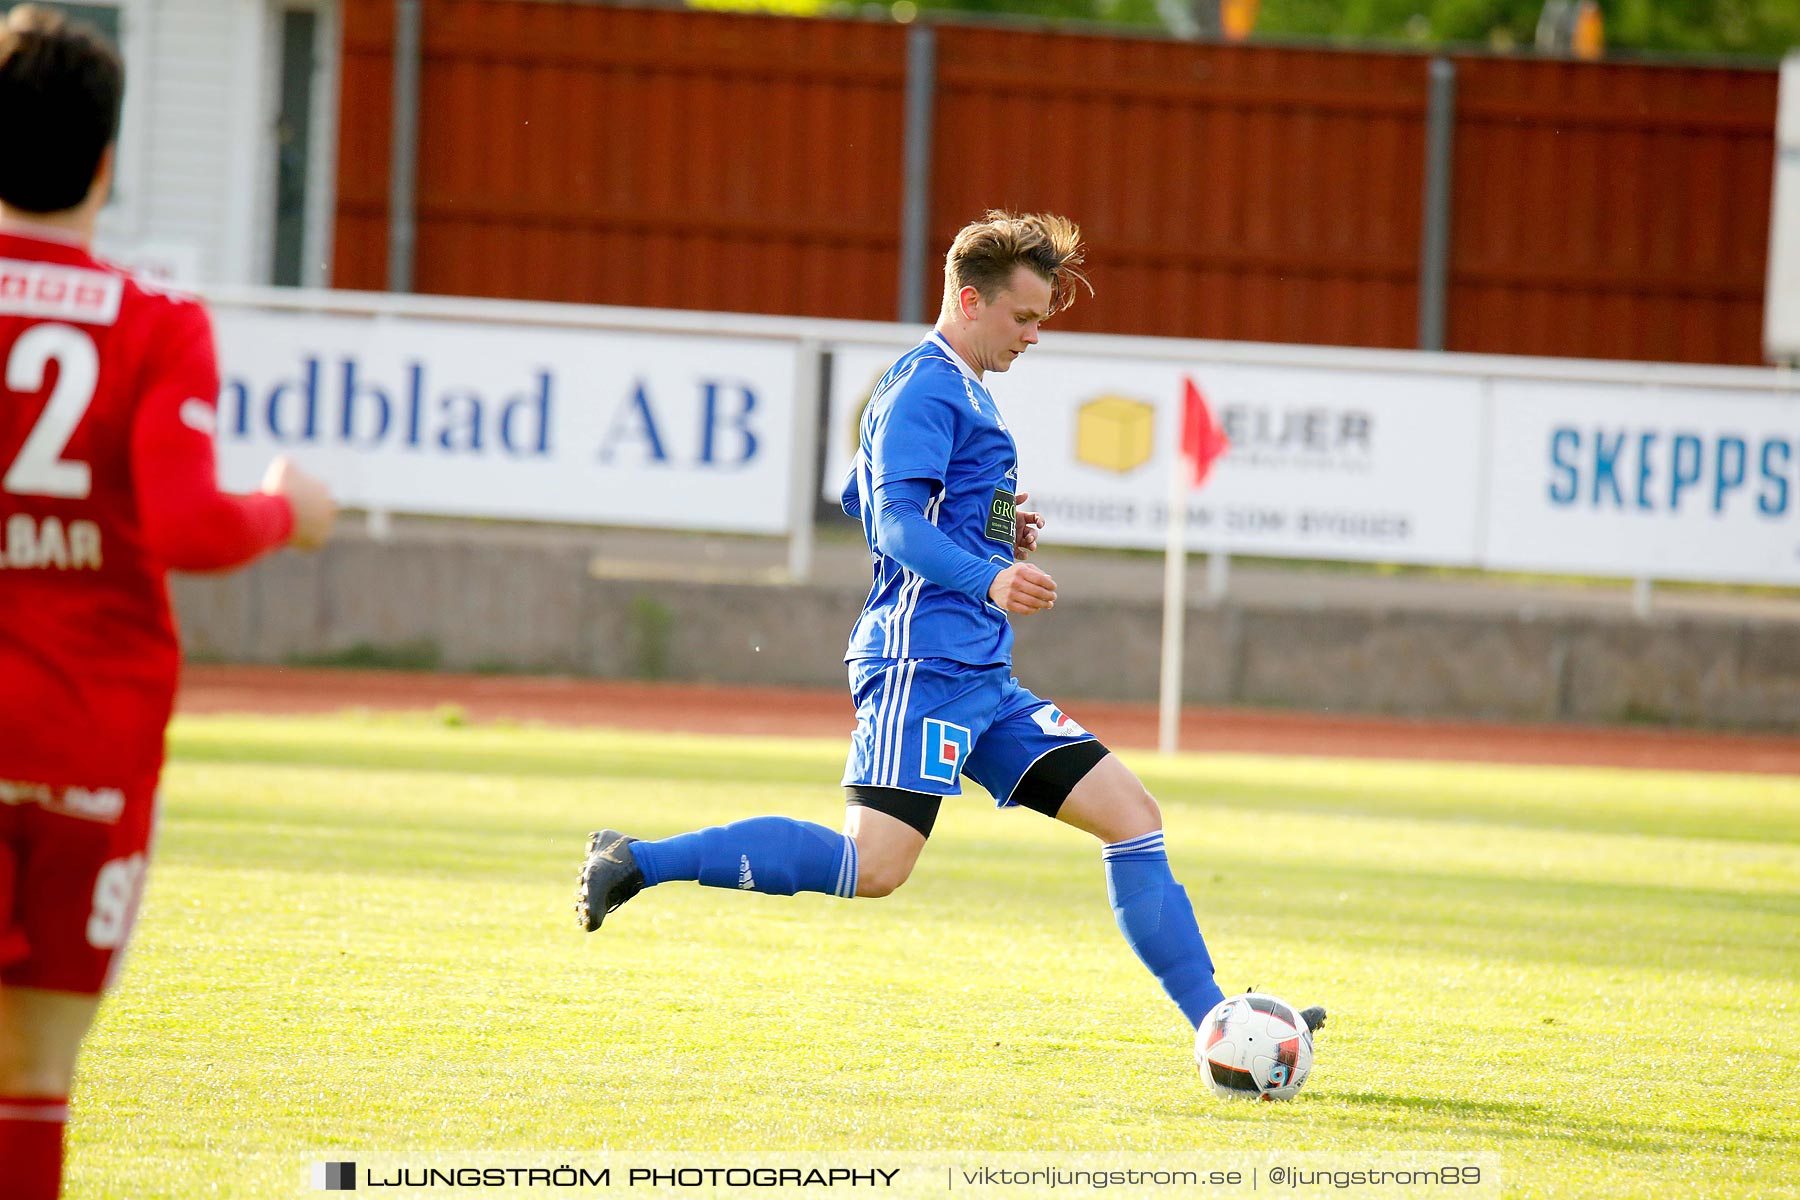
[1157,442,1189,756]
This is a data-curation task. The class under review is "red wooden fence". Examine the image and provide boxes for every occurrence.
[334,1,1778,365]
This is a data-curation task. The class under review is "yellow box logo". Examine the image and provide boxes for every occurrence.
[1075,395,1154,473]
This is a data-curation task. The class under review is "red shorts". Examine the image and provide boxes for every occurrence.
[0,777,156,995]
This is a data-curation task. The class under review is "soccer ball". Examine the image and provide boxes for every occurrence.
[1195,993,1314,1101]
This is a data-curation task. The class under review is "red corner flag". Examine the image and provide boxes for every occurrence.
[1181,376,1230,487]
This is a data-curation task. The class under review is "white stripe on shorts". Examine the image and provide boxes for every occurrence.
[870,661,901,783]
[885,659,918,787]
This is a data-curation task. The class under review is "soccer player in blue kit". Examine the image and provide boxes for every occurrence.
[577,211,1323,1040]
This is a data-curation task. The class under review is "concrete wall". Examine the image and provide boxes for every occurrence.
[170,530,1800,732]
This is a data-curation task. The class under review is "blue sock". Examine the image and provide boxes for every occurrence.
[630,817,858,899]
[1104,831,1225,1027]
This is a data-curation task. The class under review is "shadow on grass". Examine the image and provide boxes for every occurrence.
[1327,1090,1676,1154]
[1332,1090,1551,1121]
[1329,1090,1796,1156]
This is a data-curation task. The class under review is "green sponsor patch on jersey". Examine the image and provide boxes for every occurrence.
[985,487,1016,545]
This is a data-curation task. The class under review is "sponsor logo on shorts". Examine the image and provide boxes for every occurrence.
[920,718,972,785]
[1031,705,1088,738]
[0,779,125,823]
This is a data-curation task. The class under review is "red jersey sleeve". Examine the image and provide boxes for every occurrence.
[129,298,294,570]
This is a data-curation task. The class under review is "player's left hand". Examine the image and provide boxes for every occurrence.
[263,456,338,551]
[1013,490,1045,560]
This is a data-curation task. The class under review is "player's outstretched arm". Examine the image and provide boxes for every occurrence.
[130,302,334,569]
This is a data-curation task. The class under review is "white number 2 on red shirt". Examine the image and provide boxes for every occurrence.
[4,322,98,499]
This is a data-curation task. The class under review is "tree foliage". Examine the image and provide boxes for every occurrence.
[902,0,1800,57]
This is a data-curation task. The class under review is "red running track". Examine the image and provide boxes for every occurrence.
[177,666,1800,775]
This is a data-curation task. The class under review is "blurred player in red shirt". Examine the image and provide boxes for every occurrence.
[0,8,336,1195]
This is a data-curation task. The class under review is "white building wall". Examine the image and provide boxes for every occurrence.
[93,0,337,288]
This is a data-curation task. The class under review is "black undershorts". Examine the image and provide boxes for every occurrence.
[844,739,1110,838]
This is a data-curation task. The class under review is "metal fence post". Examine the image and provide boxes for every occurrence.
[1191,0,1221,38]
[387,0,422,293]
[898,24,937,324]
[787,339,825,584]
[1419,57,1456,351]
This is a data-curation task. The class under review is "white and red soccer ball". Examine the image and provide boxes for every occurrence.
[1195,993,1314,1101]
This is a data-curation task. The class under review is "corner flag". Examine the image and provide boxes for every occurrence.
[1181,376,1230,486]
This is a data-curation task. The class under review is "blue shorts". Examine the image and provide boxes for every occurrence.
[840,658,1099,805]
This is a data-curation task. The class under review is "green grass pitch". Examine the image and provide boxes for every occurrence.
[67,711,1800,1198]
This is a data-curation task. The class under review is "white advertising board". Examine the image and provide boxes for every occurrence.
[824,342,1485,564]
[1483,379,1800,584]
[199,292,1800,584]
[211,309,798,533]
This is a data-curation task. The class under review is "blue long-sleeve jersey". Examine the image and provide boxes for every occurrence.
[842,332,1020,666]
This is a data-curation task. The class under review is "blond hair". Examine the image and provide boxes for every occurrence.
[941,210,1091,319]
